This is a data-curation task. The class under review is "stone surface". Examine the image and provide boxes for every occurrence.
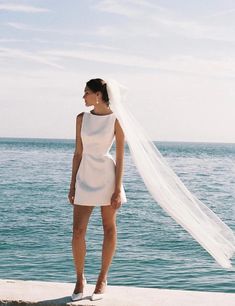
[0,279,235,306]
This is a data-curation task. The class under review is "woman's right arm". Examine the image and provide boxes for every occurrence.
[68,112,84,204]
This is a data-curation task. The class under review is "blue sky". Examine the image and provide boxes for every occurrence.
[0,0,235,142]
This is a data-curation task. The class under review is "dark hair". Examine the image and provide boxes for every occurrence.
[86,78,109,106]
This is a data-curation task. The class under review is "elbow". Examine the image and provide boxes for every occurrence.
[73,152,83,159]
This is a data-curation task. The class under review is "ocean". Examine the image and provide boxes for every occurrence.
[0,137,234,293]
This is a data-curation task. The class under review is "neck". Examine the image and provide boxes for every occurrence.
[92,105,111,115]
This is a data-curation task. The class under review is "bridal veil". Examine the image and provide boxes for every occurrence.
[106,78,235,269]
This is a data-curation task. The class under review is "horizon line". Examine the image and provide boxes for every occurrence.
[0,136,235,145]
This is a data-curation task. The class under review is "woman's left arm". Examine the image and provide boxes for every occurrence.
[111,119,125,209]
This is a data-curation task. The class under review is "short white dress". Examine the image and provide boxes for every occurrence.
[74,111,127,206]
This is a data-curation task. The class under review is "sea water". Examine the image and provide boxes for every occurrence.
[0,138,234,293]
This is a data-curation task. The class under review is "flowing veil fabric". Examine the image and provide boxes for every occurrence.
[106,78,235,269]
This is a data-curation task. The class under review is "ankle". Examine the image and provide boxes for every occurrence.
[73,279,86,294]
[94,279,107,294]
[76,273,85,281]
[98,272,108,280]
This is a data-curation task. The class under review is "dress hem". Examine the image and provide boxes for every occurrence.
[73,202,111,206]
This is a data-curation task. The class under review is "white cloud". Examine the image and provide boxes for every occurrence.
[92,0,235,43]
[0,3,50,13]
[5,22,28,30]
[77,42,119,51]
[151,16,235,42]
[203,8,235,18]
[4,21,79,36]
[41,48,165,71]
[155,55,235,78]
[93,0,141,17]
[126,0,167,11]
[0,35,119,50]
[0,38,29,43]
[0,47,63,69]
[41,48,235,78]
[93,0,168,17]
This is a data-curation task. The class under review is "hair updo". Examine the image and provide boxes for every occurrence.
[86,78,109,106]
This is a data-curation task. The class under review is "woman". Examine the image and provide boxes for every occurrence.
[68,78,234,302]
[68,78,127,301]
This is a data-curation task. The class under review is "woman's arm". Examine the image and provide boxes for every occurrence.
[110,118,125,209]
[68,112,84,204]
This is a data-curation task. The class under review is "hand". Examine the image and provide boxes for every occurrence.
[68,187,75,205]
[111,191,122,210]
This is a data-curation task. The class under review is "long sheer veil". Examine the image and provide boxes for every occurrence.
[106,78,235,269]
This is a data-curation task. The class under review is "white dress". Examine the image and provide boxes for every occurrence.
[74,111,127,206]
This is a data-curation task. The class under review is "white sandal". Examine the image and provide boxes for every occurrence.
[91,280,108,301]
[71,278,87,301]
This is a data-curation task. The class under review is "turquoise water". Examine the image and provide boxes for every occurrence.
[0,138,235,293]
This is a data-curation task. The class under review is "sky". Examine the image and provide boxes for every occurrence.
[0,0,235,143]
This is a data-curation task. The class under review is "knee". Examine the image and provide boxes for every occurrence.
[103,224,116,237]
[72,226,87,240]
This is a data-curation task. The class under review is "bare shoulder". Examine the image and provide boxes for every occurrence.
[76,112,85,125]
[114,118,120,131]
[74,112,85,155]
[76,111,85,121]
[114,118,124,136]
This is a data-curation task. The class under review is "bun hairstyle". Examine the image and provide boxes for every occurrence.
[86,78,110,106]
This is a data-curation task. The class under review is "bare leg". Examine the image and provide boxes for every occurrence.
[72,204,94,294]
[94,205,118,293]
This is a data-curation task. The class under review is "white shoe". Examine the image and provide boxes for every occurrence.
[91,292,104,301]
[71,292,83,301]
[91,280,107,301]
[71,278,87,301]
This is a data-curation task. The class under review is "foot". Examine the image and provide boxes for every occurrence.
[71,278,87,301]
[91,278,108,301]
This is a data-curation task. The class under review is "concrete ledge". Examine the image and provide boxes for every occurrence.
[0,279,235,306]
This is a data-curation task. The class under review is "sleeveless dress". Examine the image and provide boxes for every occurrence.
[74,111,127,206]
